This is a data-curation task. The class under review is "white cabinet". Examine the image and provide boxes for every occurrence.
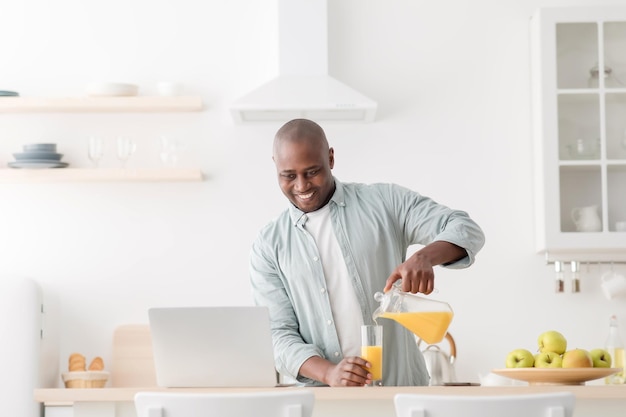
[0,96,204,183]
[531,7,626,262]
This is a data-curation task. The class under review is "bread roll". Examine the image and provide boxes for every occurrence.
[88,356,105,371]
[69,353,86,372]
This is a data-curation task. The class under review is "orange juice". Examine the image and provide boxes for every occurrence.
[380,311,453,344]
[361,345,383,380]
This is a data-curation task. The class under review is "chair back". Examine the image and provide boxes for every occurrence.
[135,390,314,417]
[394,392,575,417]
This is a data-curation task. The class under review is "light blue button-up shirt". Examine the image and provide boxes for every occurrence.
[250,179,485,386]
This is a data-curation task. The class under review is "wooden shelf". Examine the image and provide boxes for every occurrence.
[0,96,203,113]
[0,168,204,183]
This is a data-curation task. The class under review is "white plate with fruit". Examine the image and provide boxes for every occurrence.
[491,367,621,385]
[496,330,623,385]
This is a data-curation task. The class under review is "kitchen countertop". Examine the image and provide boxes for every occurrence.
[35,384,626,404]
[35,385,626,417]
[34,384,626,403]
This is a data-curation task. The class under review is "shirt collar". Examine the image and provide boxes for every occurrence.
[288,177,345,227]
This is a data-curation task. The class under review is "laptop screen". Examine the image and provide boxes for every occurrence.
[148,306,278,388]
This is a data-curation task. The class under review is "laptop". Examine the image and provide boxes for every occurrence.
[148,306,278,388]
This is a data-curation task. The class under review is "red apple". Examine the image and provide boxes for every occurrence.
[562,349,593,368]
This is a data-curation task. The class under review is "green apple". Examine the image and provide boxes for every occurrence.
[505,349,535,368]
[589,348,612,368]
[562,349,593,368]
[534,351,563,368]
[537,330,567,355]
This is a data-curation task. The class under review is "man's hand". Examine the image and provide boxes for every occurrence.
[323,356,373,386]
[384,251,435,294]
[384,241,467,294]
[299,355,372,386]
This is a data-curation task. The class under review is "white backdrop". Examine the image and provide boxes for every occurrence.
[1,0,625,386]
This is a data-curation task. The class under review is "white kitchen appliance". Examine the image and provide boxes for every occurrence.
[0,276,54,417]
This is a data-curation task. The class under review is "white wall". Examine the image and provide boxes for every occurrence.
[1,0,625,386]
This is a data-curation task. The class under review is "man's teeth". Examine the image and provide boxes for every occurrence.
[298,192,313,199]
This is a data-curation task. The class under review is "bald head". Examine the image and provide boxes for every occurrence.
[273,119,329,158]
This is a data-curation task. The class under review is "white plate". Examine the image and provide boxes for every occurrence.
[8,160,69,169]
[23,143,57,152]
[13,152,63,161]
[491,367,621,385]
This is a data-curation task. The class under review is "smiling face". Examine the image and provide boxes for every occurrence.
[273,120,335,213]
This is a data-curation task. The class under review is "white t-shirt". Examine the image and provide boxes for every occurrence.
[304,204,364,357]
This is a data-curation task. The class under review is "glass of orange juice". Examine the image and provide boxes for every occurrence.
[361,324,383,386]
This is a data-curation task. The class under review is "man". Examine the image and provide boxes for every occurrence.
[250,119,485,387]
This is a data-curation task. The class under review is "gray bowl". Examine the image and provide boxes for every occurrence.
[13,152,63,161]
[23,143,57,152]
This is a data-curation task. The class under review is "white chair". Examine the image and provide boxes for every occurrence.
[135,390,315,417]
[394,392,575,417]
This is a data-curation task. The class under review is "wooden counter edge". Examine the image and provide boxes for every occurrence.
[34,385,626,403]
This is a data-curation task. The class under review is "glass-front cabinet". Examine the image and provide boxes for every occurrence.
[531,7,626,262]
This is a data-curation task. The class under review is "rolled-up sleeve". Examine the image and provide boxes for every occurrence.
[433,210,485,268]
[390,183,485,269]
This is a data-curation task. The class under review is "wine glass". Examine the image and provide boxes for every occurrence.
[87,136,105,168]
[116,136,136,168]
[159,135,186,167]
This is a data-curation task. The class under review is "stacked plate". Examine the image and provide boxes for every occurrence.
[0,90,18,97]
[9,143,69,169]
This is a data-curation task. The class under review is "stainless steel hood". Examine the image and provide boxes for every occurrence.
[230,0,377,123]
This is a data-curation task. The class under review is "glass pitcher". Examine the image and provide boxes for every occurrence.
[373,282,454,344]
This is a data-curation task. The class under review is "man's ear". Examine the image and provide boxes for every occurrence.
[329,147,335,169]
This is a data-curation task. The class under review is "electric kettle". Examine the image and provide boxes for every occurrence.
[417,332,457,386]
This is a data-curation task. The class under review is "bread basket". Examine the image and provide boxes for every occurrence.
[62,371,109,388]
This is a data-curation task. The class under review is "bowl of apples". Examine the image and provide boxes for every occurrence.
[493,330,622,385]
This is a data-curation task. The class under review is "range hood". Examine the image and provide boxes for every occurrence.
[230,0,377,123]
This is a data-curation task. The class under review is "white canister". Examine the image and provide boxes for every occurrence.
[156,82,184,96]
[601,271,626,299]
